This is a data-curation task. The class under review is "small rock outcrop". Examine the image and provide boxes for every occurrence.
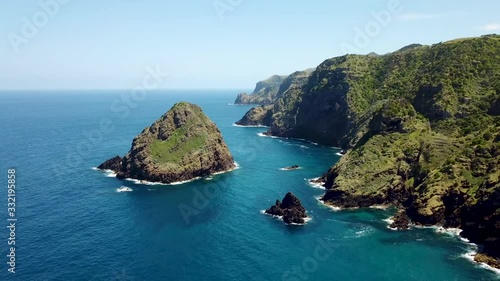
[265,192,308,224]
[389,211,411,230]
[282,165,300,171]
[97,155,122,171]
[98,102,235,184]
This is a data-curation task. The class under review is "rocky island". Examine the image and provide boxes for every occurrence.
[237,35,500,268]
[98,102,235,184]
[265,192,308,224]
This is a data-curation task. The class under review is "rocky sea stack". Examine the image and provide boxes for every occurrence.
[98,102,235,184]
[265,192,308,224]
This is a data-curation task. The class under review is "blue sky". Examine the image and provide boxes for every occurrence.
[0,0,499,90]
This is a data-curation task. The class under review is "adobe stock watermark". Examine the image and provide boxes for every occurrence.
[281,237,337,281]
[50,65,169,178]
[213,0,243,20]
[7,0,71,54]
[340,0,405,54]
[178,180,229,224]
[178,128,271,224]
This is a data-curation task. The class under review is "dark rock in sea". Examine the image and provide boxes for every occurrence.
[282,165,300,171]
[265,192,308,224]
[98,102,235,184]
[389,211,410,230]
[97,155,123,171]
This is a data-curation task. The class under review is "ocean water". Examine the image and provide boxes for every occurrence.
[0,90,497,281]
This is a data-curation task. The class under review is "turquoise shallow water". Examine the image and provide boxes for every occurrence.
[0,90,497,281]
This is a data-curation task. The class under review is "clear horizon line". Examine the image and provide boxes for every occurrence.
[0,88,252,92]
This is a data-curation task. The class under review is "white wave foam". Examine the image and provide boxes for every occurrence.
[383,218,398,231]
[97,162,239,186]
[257,132,278,138]
[233,123,268,128]
[369,205,390,210]
[435,226,463,237]
[413,225,466,238]
[123,178,164,186]
[335,152,344,156]
[212,162,240,176]
[279,166,301,171]
[355,227,374,238]
[316,196,343,211]
[261,210,311,225]
[93,167,118,178]
[308,178,326,190]
[460,249,500,275]
[290,216,312,226]
[256,133,331,148]
[261,210,283,220]
[116,186,133,193]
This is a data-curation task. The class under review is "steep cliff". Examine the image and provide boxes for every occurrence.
[238,35,500,267]
[235,75,287,105]
[235,69,314,126]
[98,102,235,184]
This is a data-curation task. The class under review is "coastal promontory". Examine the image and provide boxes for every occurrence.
[98,102,235,184]
[237,35,500,268]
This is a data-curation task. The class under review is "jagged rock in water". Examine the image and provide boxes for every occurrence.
[97,155,123,171]
[98,102,235,184]
[265,192,308,224]
[282,165,300,171]
[389,211,410,230]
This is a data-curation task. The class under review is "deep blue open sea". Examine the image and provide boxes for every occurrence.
[0,90,498,281]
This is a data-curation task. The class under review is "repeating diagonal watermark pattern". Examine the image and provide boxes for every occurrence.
[340,0,406,54]
[178,129,271,224]
[50,65,169,178]
[8,0,71,53]
[282,236,338,281]
[213,0,244,21]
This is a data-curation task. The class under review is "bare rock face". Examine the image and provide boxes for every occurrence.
[97,156,123,171]
[389,211,411,230]
[265,192,308,224]
[98,102,235,184]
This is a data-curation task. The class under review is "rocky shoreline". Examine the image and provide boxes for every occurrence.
[237,36,500,270]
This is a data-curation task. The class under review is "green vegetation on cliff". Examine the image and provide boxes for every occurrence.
[237,34,500,267]
[235,75,287,105]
